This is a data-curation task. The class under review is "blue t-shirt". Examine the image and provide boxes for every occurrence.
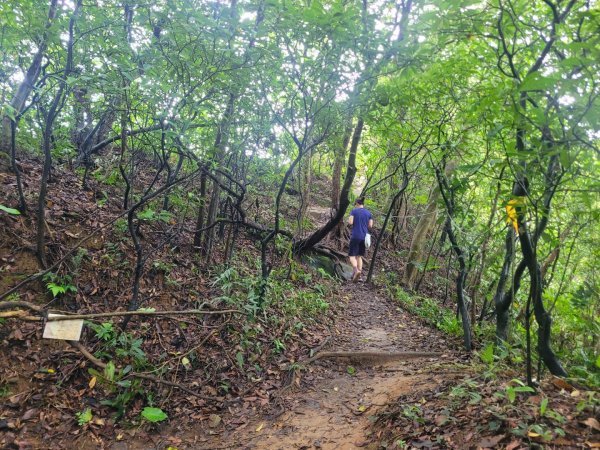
[350,207,372,240]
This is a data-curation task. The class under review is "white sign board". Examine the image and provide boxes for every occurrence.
[42,314,84,341]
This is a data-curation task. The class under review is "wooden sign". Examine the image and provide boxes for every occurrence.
[42,314,84,341]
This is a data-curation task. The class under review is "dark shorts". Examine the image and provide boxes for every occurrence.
[349,238,366,257]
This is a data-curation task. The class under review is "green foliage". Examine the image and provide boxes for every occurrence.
[71,248,88,272]
[140,407,168,423]
[137,208,172,223]
[501,379,535,404]
[92,167,122,187]
[401,405,425,424]
[479,344,495,365]
[391,287,461,337]
[76,408,93,426]
[209,258,334,383]
[0,383,11,398]
[87,358,142,419]
[415,257,441,272]
[88,321,147,369]
[43,272,77,297]
[1,0,598,435]
[272,338,286,354]
[0,204,20,215]
[152,260,174,273]
[113,218,129,236]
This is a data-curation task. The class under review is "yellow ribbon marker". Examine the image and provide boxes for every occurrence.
[505,197,525,234]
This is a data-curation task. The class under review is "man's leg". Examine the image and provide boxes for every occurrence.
[349,256,358,272]
[354,241,365,279]
[349,239,361,281]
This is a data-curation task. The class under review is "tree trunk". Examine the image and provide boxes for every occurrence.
[193,170,208,250]
[0,0,59,171]
[436,166,472,351]
[404,162,456,289]
[36,0,79,267]
[293,118,364,254]
[366,161,409,283]
[203,93,236,262]
[330,123,353,241]
[517,219,567,376]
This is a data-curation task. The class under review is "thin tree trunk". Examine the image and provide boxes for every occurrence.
[367,161,409,283]
[330,123,353,240]
[36,1,79,267]
[436,167,472,351]
[1,0,59,170]
[193,170,208,250]
[404,162,455,289]
[203,93,236,262]
[10,120,27,213]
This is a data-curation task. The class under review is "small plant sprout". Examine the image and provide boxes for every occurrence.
[76,408,93,426]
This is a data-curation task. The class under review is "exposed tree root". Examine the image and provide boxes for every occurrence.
[308,351,442,365]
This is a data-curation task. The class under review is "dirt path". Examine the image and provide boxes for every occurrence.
[182,282,457,450]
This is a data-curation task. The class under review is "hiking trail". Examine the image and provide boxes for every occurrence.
[168,282,460,450]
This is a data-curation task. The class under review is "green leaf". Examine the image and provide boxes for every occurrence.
[540,397,548,416]
[76,408,93,426]
[0,204,21,215]
[519,72,558,92]
[104,361,115,382]
[138,209,155,220]
[47,282,66,297]
[486,123,504,138]
[506,387,516,403]
[235,351,244,369]
[141,406,168,423]
[513,386,535,393]
[414,194,428,205]
[479,344,494,364]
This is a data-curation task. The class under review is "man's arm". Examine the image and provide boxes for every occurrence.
[368,218,373,230]
[348,215,354,226]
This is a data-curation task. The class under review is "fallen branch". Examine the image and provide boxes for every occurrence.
[0,301,42,312]
[0,301,240,321]
[47,308,241,321]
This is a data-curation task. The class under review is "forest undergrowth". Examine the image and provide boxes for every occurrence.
[1,155,598,449]
[0,157,343,449]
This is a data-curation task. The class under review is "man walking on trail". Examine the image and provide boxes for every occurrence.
[348,197,373,281]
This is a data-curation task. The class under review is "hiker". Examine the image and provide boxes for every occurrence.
[348,197,373,281]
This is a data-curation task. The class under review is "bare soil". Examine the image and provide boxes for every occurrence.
[163,282,462,450]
